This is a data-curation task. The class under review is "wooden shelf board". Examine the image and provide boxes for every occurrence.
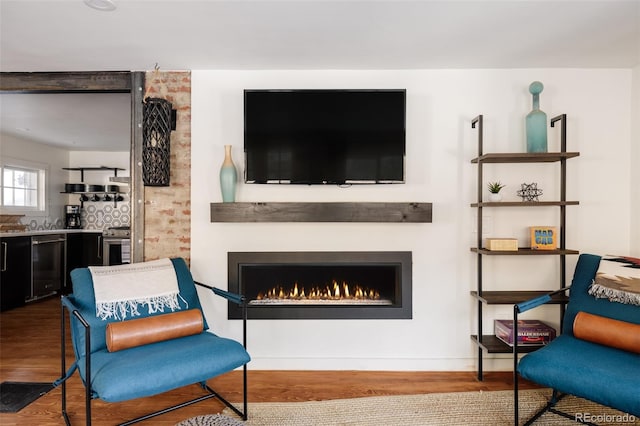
[471,152,579,164]
[470,291,569,305]
[63,166,125,171]
[470,248,579,255]
[470,335,546,354]
[471,201,579,207]
[210,202,433,223]
[61,191,124,194]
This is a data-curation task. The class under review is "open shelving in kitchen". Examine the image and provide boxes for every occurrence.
[62,166,128,206]
[470,114,579,380]
[63,166,125,182]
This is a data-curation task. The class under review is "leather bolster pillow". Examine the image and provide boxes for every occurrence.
[106,309,204,352]
[573,311,640,354]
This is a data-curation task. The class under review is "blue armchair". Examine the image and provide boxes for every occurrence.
[55,258,250,425]
[514,254,640,425]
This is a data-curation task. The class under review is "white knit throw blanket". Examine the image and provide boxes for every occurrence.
[89,258,181,320]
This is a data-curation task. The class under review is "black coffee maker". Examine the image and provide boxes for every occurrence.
[65,205,81,229]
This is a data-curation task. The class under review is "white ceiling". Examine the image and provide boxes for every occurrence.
[1,0,639,71]
[0,0,638,150]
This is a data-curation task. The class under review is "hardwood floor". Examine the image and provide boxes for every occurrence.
[1,297,537,425]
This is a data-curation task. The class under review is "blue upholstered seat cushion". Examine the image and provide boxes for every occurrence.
[68,258,208,357]
[78,332,250,402]
[518,335,640,416]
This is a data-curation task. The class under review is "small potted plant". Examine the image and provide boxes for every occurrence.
[487,181,505,202]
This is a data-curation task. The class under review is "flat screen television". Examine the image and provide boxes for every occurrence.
[244,89,406,184]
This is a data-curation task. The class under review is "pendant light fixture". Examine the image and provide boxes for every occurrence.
[83,0,117,12]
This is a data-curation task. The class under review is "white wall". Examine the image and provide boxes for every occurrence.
[67,151,129,183]
[191,69,633,371]
[631,64,640,257]
[0,133,69,226]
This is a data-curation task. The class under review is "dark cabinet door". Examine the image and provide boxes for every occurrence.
[0,236,31,311]
[83,233,102,266]
[65,233,82,292]
[31,234,65,300]
[65,233,102,292]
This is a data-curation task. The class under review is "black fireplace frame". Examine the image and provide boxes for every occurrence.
[227,251,412,320]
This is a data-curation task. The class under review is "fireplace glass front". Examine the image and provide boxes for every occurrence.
[228,251,412,320]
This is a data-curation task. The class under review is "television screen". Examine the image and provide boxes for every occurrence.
[244,89,406,184]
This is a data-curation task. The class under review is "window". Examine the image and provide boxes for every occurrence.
[1,163,46,213]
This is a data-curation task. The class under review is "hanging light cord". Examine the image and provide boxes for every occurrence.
[144,63,169,101]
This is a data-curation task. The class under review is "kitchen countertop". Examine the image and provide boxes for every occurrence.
[0,229,103,238]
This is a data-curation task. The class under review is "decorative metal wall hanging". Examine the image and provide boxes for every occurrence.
[142,97,173,186]
[517,182,543,202]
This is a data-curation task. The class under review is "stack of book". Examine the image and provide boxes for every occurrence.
[494,319,556,347]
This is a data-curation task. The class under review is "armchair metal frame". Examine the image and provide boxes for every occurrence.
[513,287,597,426]
[59,281,248,426]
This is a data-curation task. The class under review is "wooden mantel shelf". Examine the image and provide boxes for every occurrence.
[210,202,432,223]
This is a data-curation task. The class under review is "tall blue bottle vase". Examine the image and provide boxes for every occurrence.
[526,81,548,153]
[219,145,237,203]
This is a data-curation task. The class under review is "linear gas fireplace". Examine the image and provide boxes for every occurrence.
[228,251,412,320]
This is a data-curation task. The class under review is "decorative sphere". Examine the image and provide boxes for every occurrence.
[529,81,544,95]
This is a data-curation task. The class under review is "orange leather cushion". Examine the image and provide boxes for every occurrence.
[106,309,204,352]
[573,311,640,354]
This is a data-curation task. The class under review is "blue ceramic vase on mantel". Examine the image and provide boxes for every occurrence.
[219,145,237,203]
[526,81,548,153]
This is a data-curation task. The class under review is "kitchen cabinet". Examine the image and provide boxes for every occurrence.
[0,236,31,311]
[66,232,102,292]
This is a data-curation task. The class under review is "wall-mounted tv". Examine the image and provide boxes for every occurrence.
[244,89,406,184]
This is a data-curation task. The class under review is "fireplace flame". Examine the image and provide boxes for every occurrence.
[256,279,381,302]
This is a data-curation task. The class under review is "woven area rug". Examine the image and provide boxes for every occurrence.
[176,413,245,426]
[209,389,636,426]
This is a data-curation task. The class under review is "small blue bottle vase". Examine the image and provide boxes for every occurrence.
[219,145,237,203]
[526,81,548,153]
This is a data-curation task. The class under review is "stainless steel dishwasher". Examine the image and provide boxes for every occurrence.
[30,234,65,301]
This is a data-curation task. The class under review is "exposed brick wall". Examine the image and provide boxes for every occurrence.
[143,71,191,264]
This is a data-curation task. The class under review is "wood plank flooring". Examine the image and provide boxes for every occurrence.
[1,297,538,425]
